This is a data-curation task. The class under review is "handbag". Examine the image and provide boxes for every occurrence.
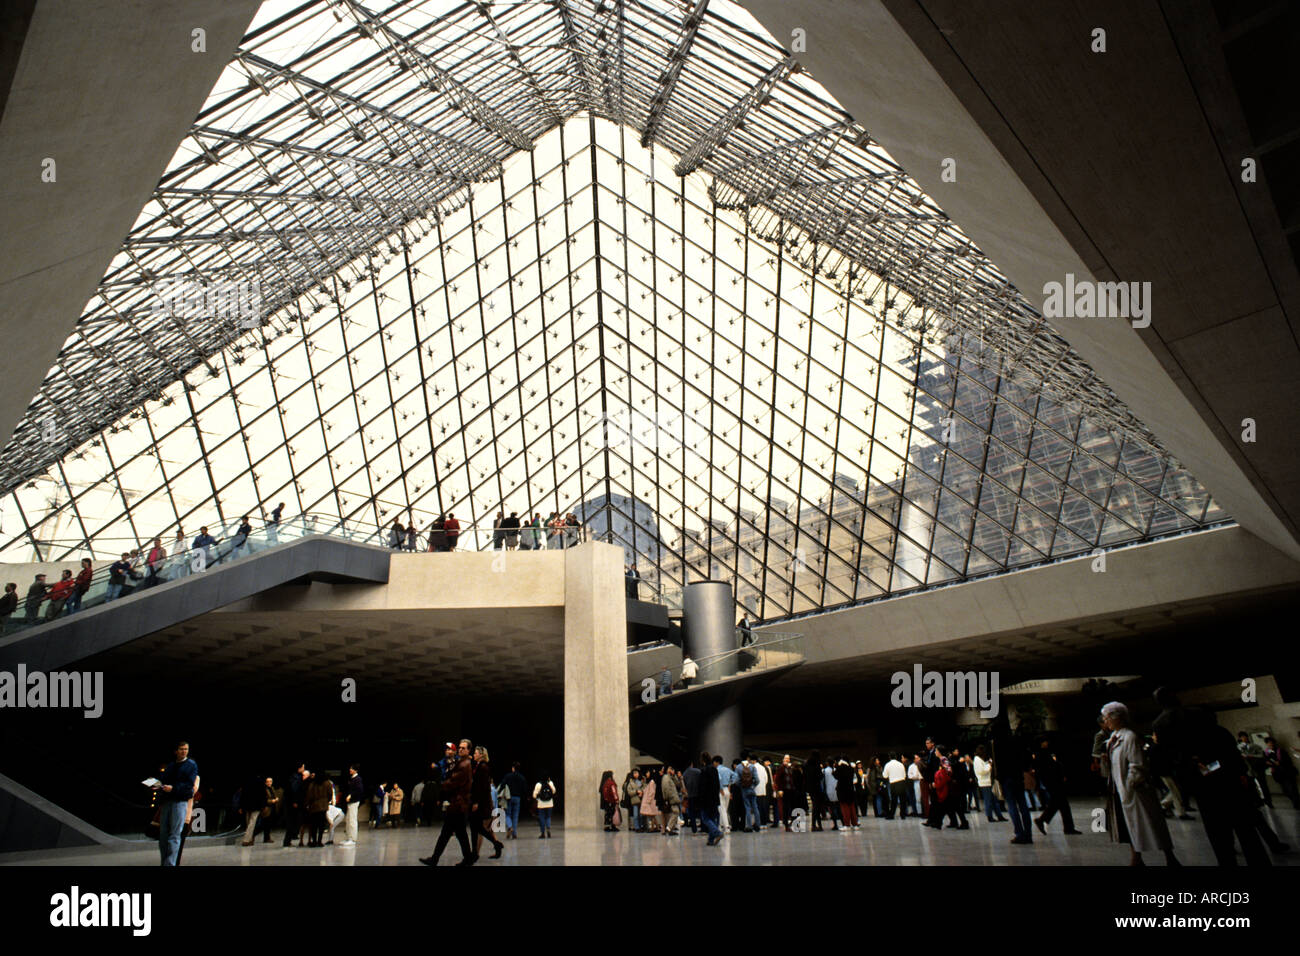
[992,778,1003,801]
[612,805,622,828]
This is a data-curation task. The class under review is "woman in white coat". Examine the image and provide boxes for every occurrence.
[1101,701,1180,866]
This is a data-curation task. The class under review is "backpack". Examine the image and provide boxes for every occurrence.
[538,781,554,802]
[740,766,754,789]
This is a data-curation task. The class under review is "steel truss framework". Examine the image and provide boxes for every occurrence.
[0,0,1224,622]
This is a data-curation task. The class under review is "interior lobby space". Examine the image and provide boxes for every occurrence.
[1,1,1299,931]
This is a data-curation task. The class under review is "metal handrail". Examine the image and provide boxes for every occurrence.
[629,631,803,696]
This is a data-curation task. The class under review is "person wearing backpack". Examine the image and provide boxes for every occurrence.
[533,773,557,837]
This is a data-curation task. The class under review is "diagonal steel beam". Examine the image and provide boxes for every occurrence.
[673,55,798,176]
[640,0,709,148]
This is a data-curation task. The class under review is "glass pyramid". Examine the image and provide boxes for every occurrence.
[0,0,1226,622]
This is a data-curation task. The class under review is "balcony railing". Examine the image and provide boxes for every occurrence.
[629,630,803,703]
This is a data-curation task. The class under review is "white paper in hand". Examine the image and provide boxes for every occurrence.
[142,777,162,788]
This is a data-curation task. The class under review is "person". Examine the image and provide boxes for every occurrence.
[389,518,405,550]
[907,755,922,816]
[716,757,736,832]
[498,762,526,839]
[1264,735,1300,809]
[44,570,75,619]
[305,770,332,847]
[624,563,640,598]
[105,554,131,602]
[145,537,167,586]
[528,512,544,550]
[738,754,761,832]
[1102,701,1180,866]
[169,529,190,580]
[600,770,620,831]
[834,758,859,830]
[754,756,772,827]
[1155,688,1269,865]
[231,516,252,560]
[256,777,277,843]
[282,763,308,847]
[62,558,91,617]
[864,758,883,818]
[660,765,682,834]
[192,527,219,569]
[504,511,520,550]
[624,768,644,832]
[738,615,754,647]
[405,518,418,552]
[658,665,673,697]
[774,755,794,829]
[385,782,405,827]
[533,772,557,838]
[640,771,660,833]
[879,753,905,819]
[693,753,724,846]
[25,573,49,620]
[240,772,267,846]
[564,512,582,547]
[422,739,475,865]
[0,582,17,624]
[973,744,1006,822]
[268,502,284,544]
[990,714,1033,845]
[342,763,364,846]
[492,512,505,550]
[427,515,447,552]
[682,759,702,833]
[467,749,501,858]
[156,741,198,866]
[1033,736,1081,835]
[804,751,826,831]
[444,512,460,551]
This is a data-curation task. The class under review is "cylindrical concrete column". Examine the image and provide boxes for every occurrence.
[694,702,743,765]
[682,581,737,679]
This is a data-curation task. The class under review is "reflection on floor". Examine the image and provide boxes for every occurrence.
[5,800,1296,866]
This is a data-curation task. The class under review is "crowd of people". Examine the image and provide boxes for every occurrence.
[386,510,585,552]
[151,691,1299,866]
[598,692,1298,866]
[5,501,593,628]
[1,504,286,628]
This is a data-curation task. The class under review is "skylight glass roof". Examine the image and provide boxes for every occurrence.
[0,0,1226,620]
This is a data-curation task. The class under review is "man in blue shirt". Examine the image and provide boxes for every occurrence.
[716,756,737,833]
[157,741,198,866]
[191,527,218,571]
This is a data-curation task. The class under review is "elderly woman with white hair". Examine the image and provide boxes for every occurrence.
[1101,701,1181,866]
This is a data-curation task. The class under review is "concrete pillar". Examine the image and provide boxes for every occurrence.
[695,703,743,765]
[683,581,737,676]
[683,581,742,759]
[563,542,629,831]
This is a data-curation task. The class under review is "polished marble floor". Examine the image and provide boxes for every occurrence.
[5,800,1297,866]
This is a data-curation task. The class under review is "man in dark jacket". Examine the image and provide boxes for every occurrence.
[282,763,308,847]
[699,753,724,846]
[1154,688,1269,866]
[682,761,702,833]
[990,715,1032,845]
[422,739,474,866]
[1032,737,1081,835]
[343,764,365,846]
[24,574,48,621]
[498,762,528,839]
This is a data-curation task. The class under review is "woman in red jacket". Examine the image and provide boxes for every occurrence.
[600,770,620,831]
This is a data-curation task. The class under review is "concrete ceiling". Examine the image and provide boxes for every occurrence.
[742,0,1300,560]
[83,604,567,697]
[0,0,260,447]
